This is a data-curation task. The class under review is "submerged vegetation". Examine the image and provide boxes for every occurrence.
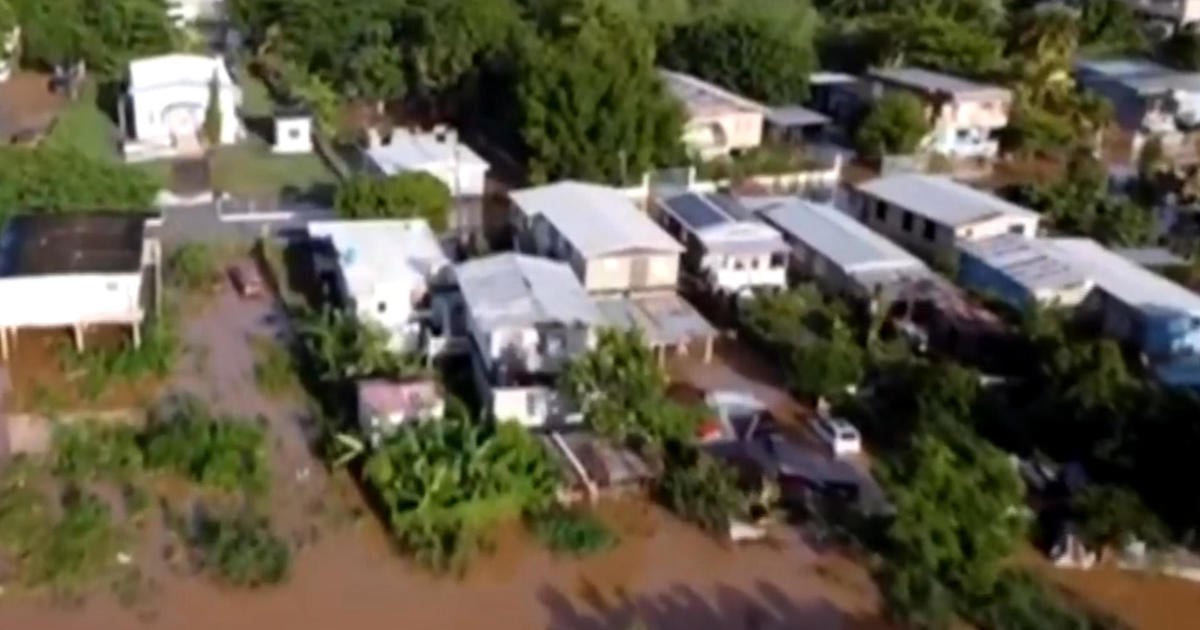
[193,513,291,588]
[526,506,617,558]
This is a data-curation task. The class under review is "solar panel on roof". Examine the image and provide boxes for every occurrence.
[710,194,752,221]
[665,194,728,230]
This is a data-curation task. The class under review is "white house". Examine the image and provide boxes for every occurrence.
[453,253,602,428]
[0,213,162,360]
[356,378,444,446]
[364,126,490,198]
[307,219,449,352]
[654,191,789,295]
[660,69,766,158]
[1122,0,1200,29]
[166,0,226,25]
[848,174,1041,259]
[865,67,1012,160]
[124,54,242,158]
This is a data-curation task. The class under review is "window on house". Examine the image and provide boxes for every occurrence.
[749,257,760,270]
[288,128,301,139]
[377,301,388,314]
[902,211,913,232]
[874,202,887,221]
[770,252,786,267]
[923,219,937,241]
[1009,224,1026,236]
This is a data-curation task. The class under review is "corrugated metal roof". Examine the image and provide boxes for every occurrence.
[658,192,788,255]
[856,174,1040,227]
[746,196,927,274]
[511,181,683,258]
[364,128,488,175]
[765,105,829,128]
[455,253,602,332]
[1049,238,1200,317]
[1112,247,1188,268]
[306,219,448,298]
[593,292,715,347]
[959,234,1091,294]
[868,67,1011,101]
[129,54,235,91]
[658,69,765,117]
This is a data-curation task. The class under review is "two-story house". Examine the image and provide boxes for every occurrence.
[511,181,684,292]
[659,69,766,159]
[865,67,1012,160]
[654,191,789,296]
[848,174,1041,261]
[453,253,603,427]
[307,219,450,352]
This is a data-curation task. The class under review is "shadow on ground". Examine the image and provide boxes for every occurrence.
[538,580,890,630]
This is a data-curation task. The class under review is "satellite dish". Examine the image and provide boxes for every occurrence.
[342,247,357,264]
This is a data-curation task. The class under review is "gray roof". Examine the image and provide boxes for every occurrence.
[1075,57,1200,96]
[594,292,715,347]
[510,181,683,258]
[657,193,788,255]
[868,67,1011,101]
[1048,238,1200,317]
[658,69,765,117]
[746,196,927,276]
[765,105,829,128]
[857,174,1040,227]
[455,253,602,332]
[1112,247,1188,268]
[959,234,1092,295]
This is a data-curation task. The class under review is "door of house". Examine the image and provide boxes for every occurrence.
[630,257,650,289]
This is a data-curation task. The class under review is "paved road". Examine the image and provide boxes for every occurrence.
[155,201,335,244]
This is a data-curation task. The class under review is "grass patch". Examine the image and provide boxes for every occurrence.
[51,423,144,482]
[527,506,618,558]
[252,335,299,398]
[166,243,222,294]
[59,317,179,402]
[209,141,336,199]
[696,142,828,181]
[192,513,291,588]
[142,399,271,496]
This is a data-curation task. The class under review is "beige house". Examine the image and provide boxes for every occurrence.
[660,69,766,158]
[510,181,684,293]
[847,174,1041,260]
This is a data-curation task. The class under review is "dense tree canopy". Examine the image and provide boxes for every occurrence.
[855,92,930,159]
[659,0,818,104]
[10,0,174,76]
[0,148,159,216]
[333,172,451,229]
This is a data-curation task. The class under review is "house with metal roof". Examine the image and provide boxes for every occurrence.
[654,191,789,295]
[123,54,243,158]
[659,69,766,158]
[452,253,602,427]
[864,67,1012,159]
[746,196,931,301]
[848,174,1041,259]
[363,126,490,198]
[957,234,1094,309]
[1075,57,1200,132]
[510,181,684,294]
[1050,238,1200,363]
[307,219,450,352]
[0,213,162,361]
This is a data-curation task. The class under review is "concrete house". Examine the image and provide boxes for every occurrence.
[654,191,789,296]
[307,219,449,352]
[747,196,931,302]
[956,234,1095,309]
[0,213,162,360]
[865,67,1012,159]
[453,253,602,427]
[1123,0,1200,29]
[660,69,766,158]
[511,181,684,293]
[124,54,242,158]
[848,174,1041,259]
[363,126,490,198]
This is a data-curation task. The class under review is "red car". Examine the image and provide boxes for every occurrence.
[229,262,265,299]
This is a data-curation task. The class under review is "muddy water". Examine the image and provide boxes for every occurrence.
[0,501,889,630]
[1043,563,1200,630]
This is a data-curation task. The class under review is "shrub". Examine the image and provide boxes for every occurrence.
[51,423,144,481]
[527,506,617,557]
[194,514,291,588]
[166,243,220,293]
[655,444,743,536]
[142,399,270,495]
[59,315,179,401]
[251,336,299,397]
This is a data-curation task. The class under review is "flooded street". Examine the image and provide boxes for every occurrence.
[0,500,888,630]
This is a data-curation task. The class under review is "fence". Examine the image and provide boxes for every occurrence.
[619,156,843,204]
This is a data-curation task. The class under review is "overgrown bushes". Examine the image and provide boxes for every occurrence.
[58,315,179,401]
[166,243,220,293]
[0,147,159,216]
[143,400,270,495]
[527,507,617,558]
[193,514,291,588]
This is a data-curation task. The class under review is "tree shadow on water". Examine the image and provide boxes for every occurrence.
[538,579,892,630]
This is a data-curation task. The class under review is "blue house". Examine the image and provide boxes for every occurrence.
[956,234,1093,310]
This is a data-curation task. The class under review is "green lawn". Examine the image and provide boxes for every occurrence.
[210,140,338,200]
[240,70,274,119]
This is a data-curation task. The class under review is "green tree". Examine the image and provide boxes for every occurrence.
[789,321,865,401]
[655,443,744,535]
[397,0,521,98]
[1079,0,1145,55]
[194,514,291,587]
[513,3,685,183]
[855,92,929,159]
[880,431,1026,623]
[0,147,159,215]
[333,172,452,230]
[1161,30,1200,71]
[1071,484,1165,553]
[660,0,818,104]
[203,71,223,146]
[296,307,426,383]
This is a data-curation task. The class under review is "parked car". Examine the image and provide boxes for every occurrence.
[229,262,265,298]
[812,412,862,457]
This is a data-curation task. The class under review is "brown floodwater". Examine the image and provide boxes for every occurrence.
[0,500,890,630]
[1040,561,1200,630]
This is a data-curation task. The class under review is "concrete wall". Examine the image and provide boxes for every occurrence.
[682,110,764,158]
[855,191,1038,258]
[131,82,241,145]
[583,253,679,293]
[0,273,144,328]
